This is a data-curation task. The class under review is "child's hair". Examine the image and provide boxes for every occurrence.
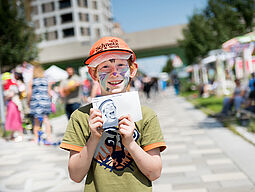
[33,64,45,78]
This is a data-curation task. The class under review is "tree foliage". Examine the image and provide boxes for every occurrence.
[179,0,255,65]
[162,58,174,73]
[0,0,39,72]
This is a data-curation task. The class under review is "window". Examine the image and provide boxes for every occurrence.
[61,13,73,24]
[94,14,99,22]
[59,0,71,9]
[42,2,55,13]
[85,13,89,22]
[95,28,100,37]
[92,1,97,9]
[80,27,90,36]
[44,16,56,27]
[79,13,89,22]
[77,0,88,7]
[45,31,58,41]
[31,6,38,15]
[63,28,74,38]
[34,20,40,29]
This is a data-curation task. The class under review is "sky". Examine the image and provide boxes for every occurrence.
[111,0,208,76]
[111,0,208,33]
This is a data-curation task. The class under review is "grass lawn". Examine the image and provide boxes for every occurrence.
[180,89,255,134]
[180,90,223,115]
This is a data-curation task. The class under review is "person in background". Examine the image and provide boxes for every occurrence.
[60,36,166,192]
[2,72,23,142]
[82,77,92,104]
[142,74,152,99]
[220,79,246,116]
[14,72,30,118]
[247,73,255,107]
[27,63,52,143]
[172,74,180,95]
[59,66,82,119]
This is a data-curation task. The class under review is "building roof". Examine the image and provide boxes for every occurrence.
[39,24,186,64]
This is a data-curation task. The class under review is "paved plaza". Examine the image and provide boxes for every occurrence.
[1,88,255,192]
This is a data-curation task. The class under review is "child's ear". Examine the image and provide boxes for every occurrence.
[129,62,138,78]
[88,67,98,81]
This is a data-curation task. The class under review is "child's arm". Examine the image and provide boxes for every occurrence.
[68,108,103,183]
[119,115,162,181]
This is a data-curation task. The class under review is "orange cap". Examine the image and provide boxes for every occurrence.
[84,36,136,66]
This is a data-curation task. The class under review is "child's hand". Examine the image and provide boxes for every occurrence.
[119,114,135,147]
[88,108,103,140]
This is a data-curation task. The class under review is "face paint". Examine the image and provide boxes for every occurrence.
[98,71,110,90]
[97,60,131,95]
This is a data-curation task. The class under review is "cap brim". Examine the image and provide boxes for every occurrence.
[84,49,135,67]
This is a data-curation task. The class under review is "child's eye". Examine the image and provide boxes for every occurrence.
[117,63,128,68]
[100,65,110,70]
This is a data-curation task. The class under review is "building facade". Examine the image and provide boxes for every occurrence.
[27,0,113,48]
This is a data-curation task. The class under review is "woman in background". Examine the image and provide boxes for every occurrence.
[27,63,52,143]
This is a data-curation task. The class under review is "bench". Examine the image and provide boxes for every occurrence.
[236,107,255,126]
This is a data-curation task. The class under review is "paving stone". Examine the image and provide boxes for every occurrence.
[194,140,215,146]
[220,179,254,188]
[163,165,197,174]
[201,172,247,182]
[189,148,222,155]
[206,158,233,165]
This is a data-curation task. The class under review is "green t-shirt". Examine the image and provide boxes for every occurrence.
[60,103,166,192]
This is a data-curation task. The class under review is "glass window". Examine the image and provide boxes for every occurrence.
[95,28,100,37]
[34,20,40,29]
[94,14,99,22]
[59,0,71,9]
[63,28,74,38]
[31,6,38,15]
[44,16,56,27]
[79,13,89,22]
[45,31,58,41]
[92,1,97,9]
[42,2,55,13]
[61,13,73,24]
[80,27,90,36]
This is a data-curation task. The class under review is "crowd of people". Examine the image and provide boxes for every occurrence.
[1,60,169,144]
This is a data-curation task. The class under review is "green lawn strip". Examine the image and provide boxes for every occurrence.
[181,91,255,140]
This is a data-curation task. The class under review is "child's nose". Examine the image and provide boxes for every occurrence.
[111,66,118,76]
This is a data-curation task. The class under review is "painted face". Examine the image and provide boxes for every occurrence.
[97,59,130,95]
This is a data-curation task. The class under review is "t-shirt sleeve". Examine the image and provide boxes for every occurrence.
[60,110,90,152]
[140,107,166,152]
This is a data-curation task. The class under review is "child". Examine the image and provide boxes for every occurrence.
[60,37,166,192]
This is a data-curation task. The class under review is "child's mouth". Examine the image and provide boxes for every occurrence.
[108,80,123,86]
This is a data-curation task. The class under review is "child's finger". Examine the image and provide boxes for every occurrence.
[90,108,102,119]
[119,118,130,126]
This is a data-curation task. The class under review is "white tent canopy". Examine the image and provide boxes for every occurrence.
[45,65,68,83]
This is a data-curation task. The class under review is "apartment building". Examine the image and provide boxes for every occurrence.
[28,0,113,49]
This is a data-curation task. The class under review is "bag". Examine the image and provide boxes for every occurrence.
[51,103,56,114]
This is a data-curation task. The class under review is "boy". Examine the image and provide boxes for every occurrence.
[60,37,166,192]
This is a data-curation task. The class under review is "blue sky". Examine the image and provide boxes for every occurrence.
[112,0,208,33]
[111,0,208,76]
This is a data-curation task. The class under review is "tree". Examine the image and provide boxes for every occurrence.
[0,0,39,72]
[179,0,254,65]
[162,58,174,73]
